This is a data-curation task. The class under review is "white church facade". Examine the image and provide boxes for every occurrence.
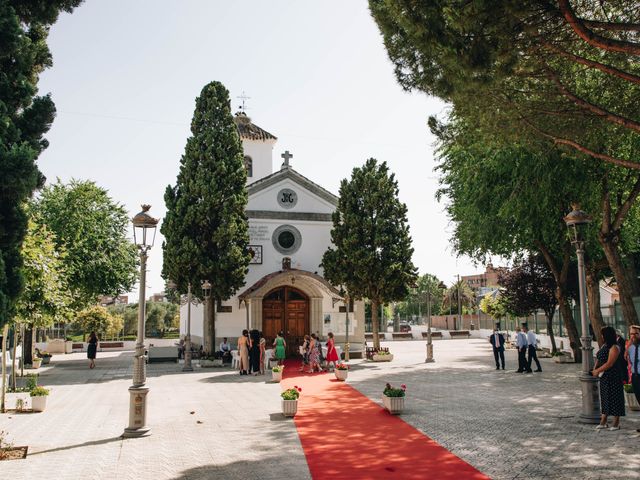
[179,113,365,355]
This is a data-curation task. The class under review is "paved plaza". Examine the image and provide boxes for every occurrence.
[2,339,640,479]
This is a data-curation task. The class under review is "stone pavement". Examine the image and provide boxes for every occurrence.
[1,339,639,479]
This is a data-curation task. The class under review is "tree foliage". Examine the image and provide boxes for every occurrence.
[32,179,138,311]
[370,0,640,170]
[161,81,250,351]
[13,216,71,328]
[0,0,82,327]
[322,158,417,348]
[395,273,445,319]
[75,305,116,338]
[480,293,509,321]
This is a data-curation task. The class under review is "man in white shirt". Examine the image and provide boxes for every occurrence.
[218,337,231,363]
[515,326,530,373]
[523,324,542,372]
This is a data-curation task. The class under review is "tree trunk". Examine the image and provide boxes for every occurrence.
[558,293,581,363]
[24,325,33,365]
[599,234,639,327]
[545,309,558,354]
[586,267,605,346]
[371,299,380,350]
[11,325,17,390]
[1,324,8,413]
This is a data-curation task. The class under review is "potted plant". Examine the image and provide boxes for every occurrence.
[30,386,50,412]
[281,386,302,417]
[623,383,640,411]
[382,382,406,414]
[30,356,42,369]
[272,365,284,382]
[552,351,571,363]
[334,363,349,381]
[372,350,394,362]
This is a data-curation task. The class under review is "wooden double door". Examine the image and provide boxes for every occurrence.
[262,287,309,356]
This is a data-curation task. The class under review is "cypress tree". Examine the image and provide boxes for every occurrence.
[322,159,417,349]
[161,81,250,353]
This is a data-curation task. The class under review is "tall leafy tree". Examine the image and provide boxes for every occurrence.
[322,159,417,349]
[498,256,563,353]
[0,0,82,327]
[370,0,640,170]
[396,273,445,319]
[32,179,138,311]
[162,81,250,354]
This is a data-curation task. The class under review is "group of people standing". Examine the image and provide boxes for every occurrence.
[299,332,339,373]
[489,324,541,373]
[237,329,268,376]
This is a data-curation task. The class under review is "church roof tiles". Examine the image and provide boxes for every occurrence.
[234,112,277,141]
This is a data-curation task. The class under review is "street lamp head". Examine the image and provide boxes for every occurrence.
[563,203,591,243]
[201,280,212,299]
[438,281,447,290]
[132,204,159,248]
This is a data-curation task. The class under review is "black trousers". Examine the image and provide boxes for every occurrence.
[517,347,530,372]
[632,373,640,405]
[527,345,542,371]
[493,348,505,368]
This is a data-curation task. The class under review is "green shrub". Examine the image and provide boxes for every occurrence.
[30,386,50,397]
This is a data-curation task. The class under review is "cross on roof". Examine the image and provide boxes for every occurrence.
[281,150,293,168]
[237,91,251,112]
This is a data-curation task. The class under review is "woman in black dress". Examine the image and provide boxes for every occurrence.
[592,326,625,430]
[87,332,98,369]
[249,329,261,376]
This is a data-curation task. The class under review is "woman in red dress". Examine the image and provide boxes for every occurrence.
[325,332,339,371]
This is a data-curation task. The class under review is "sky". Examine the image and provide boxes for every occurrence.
[37,0,490,299]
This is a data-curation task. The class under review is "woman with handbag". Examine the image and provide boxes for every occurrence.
[592,326,625,430]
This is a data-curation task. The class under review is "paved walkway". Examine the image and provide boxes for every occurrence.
[1,340,639,479]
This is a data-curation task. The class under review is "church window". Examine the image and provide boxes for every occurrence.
[272,224,302,255]
[244,156,253,177]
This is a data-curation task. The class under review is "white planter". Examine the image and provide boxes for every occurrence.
[65,341,73,354]
[282,399,298,417]
[382,395,405,415]
[31,359,42,369]
[6,392,30,411]
[553,355,572,363]
[335,369,348,381]
[31,395,48,412]
[372,354,394,362]
[625,392,640,411]
[272,370,283,382]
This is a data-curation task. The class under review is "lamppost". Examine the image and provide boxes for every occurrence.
[123,205,158,438]
[564,203,600,424]
[344,290,351,362]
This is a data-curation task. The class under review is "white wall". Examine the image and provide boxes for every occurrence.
[243,138,275,182]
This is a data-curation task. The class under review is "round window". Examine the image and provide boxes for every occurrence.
[278,231,295,249]
[272,225,302,255]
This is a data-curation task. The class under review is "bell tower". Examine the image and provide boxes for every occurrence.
[234,112,277,183]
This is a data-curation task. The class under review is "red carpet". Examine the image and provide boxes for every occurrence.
[281,360,490,479]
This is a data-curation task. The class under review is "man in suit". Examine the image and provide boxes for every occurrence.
[523,324,542,372]
[625,325,640,432]
[489,326,505,370]
[515,326,531,373]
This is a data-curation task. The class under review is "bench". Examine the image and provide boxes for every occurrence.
[365,333,386,340]
[72,343,84,350]
[148,346,178,363]
[391,332,413,340]
[421,331,443,339]
[99,341,124,349]
[449,330,470,339]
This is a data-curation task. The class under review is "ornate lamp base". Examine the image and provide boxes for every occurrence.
[123,386,151,437]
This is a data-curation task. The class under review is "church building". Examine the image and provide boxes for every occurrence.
[179,112,365,356]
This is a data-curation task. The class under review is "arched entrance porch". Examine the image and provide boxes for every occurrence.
[262,286,309,356]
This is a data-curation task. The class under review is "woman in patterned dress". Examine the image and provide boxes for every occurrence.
[307,333,321,373]
[592,326,625,430]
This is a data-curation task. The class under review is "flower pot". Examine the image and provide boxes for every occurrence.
[41,356,51,365]
[372,354,394,362]
[31,395,48,412]
[65,341,73,354]
[382,395,405,414]
[625,392,640,411]
[272,370,283,382]
[282,399,298,417]
[31,359,42,369]
[335,369,348,381]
